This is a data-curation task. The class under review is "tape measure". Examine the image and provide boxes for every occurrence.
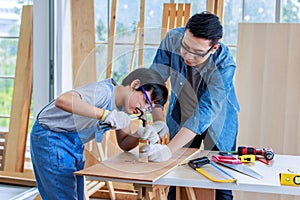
[239,155,255,163]
[280,173,300,186]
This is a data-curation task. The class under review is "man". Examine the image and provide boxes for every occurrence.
[143,12,240,200]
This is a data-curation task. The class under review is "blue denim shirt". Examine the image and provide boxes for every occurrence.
[150,28,240,151]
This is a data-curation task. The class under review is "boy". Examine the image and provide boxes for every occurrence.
[30,68,168,200]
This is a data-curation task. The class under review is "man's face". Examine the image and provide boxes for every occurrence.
[180,29,219,67]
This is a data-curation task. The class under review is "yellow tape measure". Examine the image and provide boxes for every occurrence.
[280,173,300,186]
[239,155,255,163]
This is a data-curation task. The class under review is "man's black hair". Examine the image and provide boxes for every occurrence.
[185,11,223,41]
[121,68,168,106]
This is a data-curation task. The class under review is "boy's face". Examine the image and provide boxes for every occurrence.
[126,89,153,115]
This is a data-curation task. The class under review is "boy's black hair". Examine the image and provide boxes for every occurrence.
[185,11,223,42]
[121,68,168,106]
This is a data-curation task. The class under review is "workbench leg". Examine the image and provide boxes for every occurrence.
[107,181,116,200]
[134,184,169,200]
[176,187,215,200]
[193,188,215,200]
[176,187,181,200]
[185,187,196,200]
[134,184,153,200]
[153,185,169,200]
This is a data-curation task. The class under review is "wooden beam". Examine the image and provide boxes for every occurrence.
[138,0,145,68]
[0,170,36,186]
[129,22,140,72]
[206,0,224,23]
[161,3,191,40]
[106,0,117,78]
[71,0,96,86]
[4,5,33,172]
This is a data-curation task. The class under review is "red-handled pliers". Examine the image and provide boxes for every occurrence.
[212,155,242,164]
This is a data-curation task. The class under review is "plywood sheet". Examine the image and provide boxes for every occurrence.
[5,5,32,172]
[76,148,198,182]
[71,0,96,87]
[235,22,300,200]
[235,23,300,155]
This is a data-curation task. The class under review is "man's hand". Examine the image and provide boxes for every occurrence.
[136,121,169,144]
[140,144,172,162]
[102,110,131,130]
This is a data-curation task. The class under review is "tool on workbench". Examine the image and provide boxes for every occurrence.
[255,155,270,165]
[212,155,264,180]
[239,155,256,163]
[212,155,242,164]
[280,169,300,186]
[188,156,237,183]
[231,146,274,161]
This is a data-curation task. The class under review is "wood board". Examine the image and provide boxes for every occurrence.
[71,0,96,87]
[235,23,300,155]
[235,23,300,200]
[76,148,199,183]
[4,5,32,172]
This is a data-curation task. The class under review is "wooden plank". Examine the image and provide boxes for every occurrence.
[206,0,215,15]
[106,0,117,78]
[206,0,224,23]
[176,4,184,27]
[71,0,96,86]
[4,5,33,172]
[169,4,176,29]
[183,4,190,25]
[0,170,36,186]
[235,24,300,199]
[129,22,140,72]
[161,3,170,39]
[92,189,137,200]
[138,0,145,68]
[76,148,198,182]
[236,23,300,155]
[217,0,224,23]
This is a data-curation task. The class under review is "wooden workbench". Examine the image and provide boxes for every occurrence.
[76,149,300,199]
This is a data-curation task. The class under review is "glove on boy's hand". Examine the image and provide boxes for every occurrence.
[102,110,131,130]
[136,121,169,144]
[140,144,172,162]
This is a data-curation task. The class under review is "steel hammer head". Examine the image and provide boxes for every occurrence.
[136,107,147,127]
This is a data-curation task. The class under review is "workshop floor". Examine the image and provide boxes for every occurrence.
[0,184,105,200]
[0,183,37,200]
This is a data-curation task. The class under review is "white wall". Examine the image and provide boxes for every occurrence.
[33,0,49,118]
[33,0,73,117]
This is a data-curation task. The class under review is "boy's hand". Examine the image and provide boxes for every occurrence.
[136,121,169,144]
[102,110,131,130]
[140,144,172,162]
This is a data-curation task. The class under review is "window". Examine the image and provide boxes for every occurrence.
[0,0,34,133]
[93,0,299,83]
[0,0,34,170]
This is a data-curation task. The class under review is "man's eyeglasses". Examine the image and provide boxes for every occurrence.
[180,37,217,58]
[141,86,153,113]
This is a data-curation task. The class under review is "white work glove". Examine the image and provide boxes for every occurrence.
[136,121,169,144]
[101,110,131,130]
[140,144,172,162]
